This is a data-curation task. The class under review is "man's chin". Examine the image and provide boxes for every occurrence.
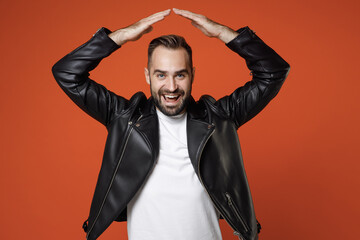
[157,104,184,116]
[152,93,190,116]
[154,99,185,116]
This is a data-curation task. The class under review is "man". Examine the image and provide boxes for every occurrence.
[52,8,289,240]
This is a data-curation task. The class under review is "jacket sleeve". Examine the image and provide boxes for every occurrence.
[52,27,128,127]
[214,26,290,128]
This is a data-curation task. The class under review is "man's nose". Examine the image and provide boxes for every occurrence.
[167,77,177,92]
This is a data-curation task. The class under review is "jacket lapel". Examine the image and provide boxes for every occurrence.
[186,97,215,175]
[134,97,159,160]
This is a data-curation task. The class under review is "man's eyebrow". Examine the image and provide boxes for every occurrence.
[153,69,190,74]
[175,69,189,74]
[153,69,167,74]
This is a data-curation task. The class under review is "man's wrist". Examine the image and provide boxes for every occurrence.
[108,29,127,46]
[218,26,239,44]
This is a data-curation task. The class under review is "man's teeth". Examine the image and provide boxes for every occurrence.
[165,95,178,99]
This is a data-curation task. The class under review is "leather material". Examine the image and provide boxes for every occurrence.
[52,26,290,240]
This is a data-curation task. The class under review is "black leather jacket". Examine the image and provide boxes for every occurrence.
[52,26,289,240]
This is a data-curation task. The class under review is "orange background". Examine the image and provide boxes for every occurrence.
[1,0,359,239]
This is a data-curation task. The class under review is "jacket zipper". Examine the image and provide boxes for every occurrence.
[196,124,245,240]
[225,192,250,233]
[87,121,134,238]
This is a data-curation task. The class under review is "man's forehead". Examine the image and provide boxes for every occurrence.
[149,46,191,70]
[151,46,189,58]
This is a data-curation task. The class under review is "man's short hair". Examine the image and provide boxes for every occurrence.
[148,35,193,70]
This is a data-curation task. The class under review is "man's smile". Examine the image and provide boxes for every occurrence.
[162,94,181,105]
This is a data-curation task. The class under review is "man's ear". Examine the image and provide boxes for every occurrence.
[144,67,150,85]
[191,67,196,83]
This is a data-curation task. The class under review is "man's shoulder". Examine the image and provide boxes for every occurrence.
[112,91,148,116]
[127,91,151,112]
[129,91,148,102]
[196,94,230,120]
[198,94,216,104]
[187,94,227,120]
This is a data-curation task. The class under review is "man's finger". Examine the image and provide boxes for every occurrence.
[143,16,166,29]
[173,8,199,16]
[173,8,202,21]
[191,21,201,29]
[146,9,171,21]
[142,9,171,25]
[142,26,153,35]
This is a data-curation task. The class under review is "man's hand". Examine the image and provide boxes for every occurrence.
[108,9,171,46]
[173,8,239,44]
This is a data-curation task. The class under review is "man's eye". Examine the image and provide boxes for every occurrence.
[176,74,185,78]
[157,74,165,78]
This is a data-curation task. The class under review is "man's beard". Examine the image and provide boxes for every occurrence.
[150,83,191,116]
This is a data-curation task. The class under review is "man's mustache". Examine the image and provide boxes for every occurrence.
[158,89,185,95]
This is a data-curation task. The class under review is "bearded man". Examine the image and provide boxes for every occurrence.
[52,8,290,240]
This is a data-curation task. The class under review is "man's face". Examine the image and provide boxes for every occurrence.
[145,46,194,116]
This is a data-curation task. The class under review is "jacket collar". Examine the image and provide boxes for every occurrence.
[139,96,156,118]
[187,96,208,121]
[138,94,213,176]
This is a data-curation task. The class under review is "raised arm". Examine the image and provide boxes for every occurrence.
[173,8,290,128]
[52,10,171,126]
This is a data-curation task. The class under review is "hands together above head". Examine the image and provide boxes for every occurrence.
[172,8,238,43]
[108,8,239,46]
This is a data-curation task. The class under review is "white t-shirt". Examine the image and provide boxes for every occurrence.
[126,109,222,240]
